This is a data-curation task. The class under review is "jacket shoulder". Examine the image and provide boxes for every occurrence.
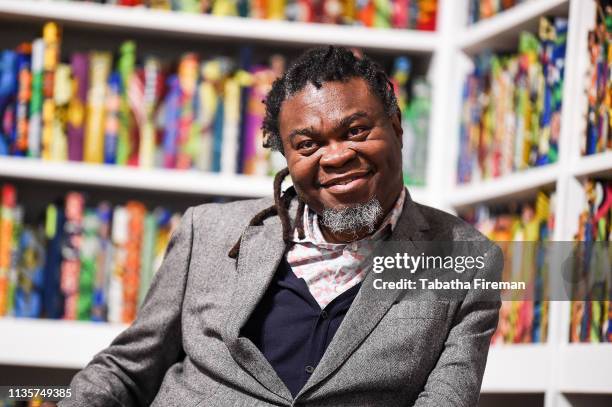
[189,196,274,234]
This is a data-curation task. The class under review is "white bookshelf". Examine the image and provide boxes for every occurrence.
[448,164,560,209]
[0,318,126,369]
[459,0,569,54]
[447,1,612,406]
[0,155,274,198]
[571,151,612,177]
[481,344,553,393]
[0,0,439,53]
[0,0,610,405]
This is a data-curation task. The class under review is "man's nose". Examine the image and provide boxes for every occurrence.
[319,142,357,168]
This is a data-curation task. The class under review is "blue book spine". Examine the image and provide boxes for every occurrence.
[211,97,224,172]
[0,50,18,156]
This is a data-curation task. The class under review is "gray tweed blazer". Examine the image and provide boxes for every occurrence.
[59,190,502,407]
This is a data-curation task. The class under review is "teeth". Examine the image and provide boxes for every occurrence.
[332,177,357,186]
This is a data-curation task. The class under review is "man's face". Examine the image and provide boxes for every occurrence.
[278,77,404,219]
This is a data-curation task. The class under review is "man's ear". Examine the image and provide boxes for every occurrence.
[391,110,403,148]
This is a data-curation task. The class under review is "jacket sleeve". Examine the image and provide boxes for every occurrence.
[59,206,195,407]
[412,243,503,407]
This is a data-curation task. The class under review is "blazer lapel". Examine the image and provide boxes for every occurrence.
[297,189,430,397]
[223,218,293,402]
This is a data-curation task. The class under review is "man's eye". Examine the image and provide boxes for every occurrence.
[348,127,368,137]
[297,140,317,150]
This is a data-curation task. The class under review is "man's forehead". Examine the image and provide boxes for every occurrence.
[279,78,384,130]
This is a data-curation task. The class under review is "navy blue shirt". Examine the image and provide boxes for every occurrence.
[240,256,361,397]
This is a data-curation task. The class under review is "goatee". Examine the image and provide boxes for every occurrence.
[320,198,383,236]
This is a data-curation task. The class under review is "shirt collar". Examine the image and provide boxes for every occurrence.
[293,187,407,247]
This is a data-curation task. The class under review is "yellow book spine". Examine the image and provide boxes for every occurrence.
[84,52,111,163]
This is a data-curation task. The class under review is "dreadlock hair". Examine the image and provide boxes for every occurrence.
[228,46,398,259]
[228,167,301,259]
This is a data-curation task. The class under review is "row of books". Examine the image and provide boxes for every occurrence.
[0,23,285,175]
[467,0,530,25]
[67,0,438,30]
[0,183,182,323]
[569,178,611,343]
[584,0,612,156]
[457,16,567,184]
[0,22,430,183]
[461,190,556,344]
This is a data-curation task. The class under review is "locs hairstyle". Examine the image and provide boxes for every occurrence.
[228,46,400,259]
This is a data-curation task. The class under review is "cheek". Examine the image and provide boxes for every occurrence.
[358,139,401,173]
[288,155,319,192]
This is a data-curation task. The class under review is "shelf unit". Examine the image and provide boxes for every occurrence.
[0,156,274,198]
[0,318,126,369]
[448,164,560,209]
[0,0,439,53]
[0,0,610,406]
[447,1,612,406]
[459,0,570,54]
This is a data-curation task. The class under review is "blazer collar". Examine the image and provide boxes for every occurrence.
[296,187,430,397]
[223,213,292,402]
[223,188,430,402]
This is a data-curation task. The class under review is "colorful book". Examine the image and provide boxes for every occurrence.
[60,192,85,320]
[117,41,136,166]
[27,38,45,158]
[0,184,16,316]
[0,50,17,156]
[13,43,32,157]
[84,52,112,163]
[41,22,61,161]
[66,53,89,162]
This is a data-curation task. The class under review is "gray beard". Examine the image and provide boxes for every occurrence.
[320,198,383,236]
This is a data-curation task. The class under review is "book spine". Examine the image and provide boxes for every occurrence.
[175,53,198,169]
[138,57,161,168]
[0,184,16,316]
[123,201,145,323]
[14,221,47,319]
[67,53,89,162]
[14,44,32,157]
[43,203,65,319]
[266,0,285,20]
[41,23,61,161]
[0,50,18,156]
[77,209,98,320]
[60,192,85,320]
[92,201,112,322]
[51,63,71,161]
[109,205,127,323]
[84,52,111,163]
[138,211,157,306]
[104,72,121,164]
[117,41,136,166]
[195,60,219,171]
[149,0,172,9]
[7,205,23,317]
[28,39,45,158]
[162,75,181,168]
[221,74,241,174]
[212,0,239,16]
[152,209,173,273]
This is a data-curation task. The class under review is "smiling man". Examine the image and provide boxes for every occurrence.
[61,46,502,407]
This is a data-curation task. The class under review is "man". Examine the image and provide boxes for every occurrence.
[61,46,502,407]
